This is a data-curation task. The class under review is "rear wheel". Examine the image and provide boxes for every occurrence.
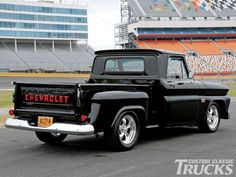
[106,111,140,151]
[35,132,67,144]
[198,103,220,132]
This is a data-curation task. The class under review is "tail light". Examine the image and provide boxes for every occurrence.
[80,115,87,122]
[9,109,14,116]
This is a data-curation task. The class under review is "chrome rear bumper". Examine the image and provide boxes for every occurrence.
[5,118,94,135]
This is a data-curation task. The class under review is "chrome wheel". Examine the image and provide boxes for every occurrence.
[207,105,219,130]
[105,111,140,151]
[118,115,137,146]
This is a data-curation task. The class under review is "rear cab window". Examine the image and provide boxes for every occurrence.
[91,54,159,77]
[105,58,144,73]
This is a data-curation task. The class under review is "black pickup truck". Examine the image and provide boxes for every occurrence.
[5,49,231,151]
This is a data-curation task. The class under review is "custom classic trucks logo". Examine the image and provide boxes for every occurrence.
[24,93,69,104]
[175,159,234,175]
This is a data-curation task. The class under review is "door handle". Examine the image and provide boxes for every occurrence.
[177,82,184,85]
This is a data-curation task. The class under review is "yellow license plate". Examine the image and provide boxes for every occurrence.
[38,116,53,128]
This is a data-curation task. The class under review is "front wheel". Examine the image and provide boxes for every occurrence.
[198,103,220,132]
[35,132,67,144]
[106,111,140,151]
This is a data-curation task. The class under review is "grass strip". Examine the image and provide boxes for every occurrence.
[0,91,13,108]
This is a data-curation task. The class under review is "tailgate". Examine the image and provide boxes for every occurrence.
[14,82,78,119]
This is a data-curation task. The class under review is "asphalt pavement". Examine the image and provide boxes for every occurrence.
[0,102,236,177]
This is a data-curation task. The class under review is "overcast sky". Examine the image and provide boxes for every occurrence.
[86,0,120,50]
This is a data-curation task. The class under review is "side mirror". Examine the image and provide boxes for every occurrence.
[189,71,194,79]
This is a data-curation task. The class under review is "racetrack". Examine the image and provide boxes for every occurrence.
[0,76,87,89]
[0,102,236,177]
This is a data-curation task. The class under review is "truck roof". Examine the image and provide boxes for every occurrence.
[95,49,183,56]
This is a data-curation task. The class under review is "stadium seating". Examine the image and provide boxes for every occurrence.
[135,40,187,54]
[186,55,236,75]
[0,42,94,72]
[136,40,225,55]
[128,0,236,18]
[172,0,213,17]
[51,44,94,72]
[216,40,236,53]
[136,39,236,75]
[135,40,148,49]
[0,43,27,71]
[181,40,223,55]
[128,0,236,76]
[145,40,187,53]
[130,0,178,17]
[6,42,67,72]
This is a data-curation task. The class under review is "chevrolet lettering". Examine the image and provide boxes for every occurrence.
[24,94,69,104]
[5,49,231,151]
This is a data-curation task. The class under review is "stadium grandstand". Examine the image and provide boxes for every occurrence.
[115,0,236,76]
[0,0,94,73]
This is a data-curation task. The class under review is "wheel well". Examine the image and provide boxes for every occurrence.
[132,109,146,130]
[120,109,147,133]
[111,107,147,129]
[212,100,227,119]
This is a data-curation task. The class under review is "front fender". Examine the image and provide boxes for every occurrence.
[198,96,231,122]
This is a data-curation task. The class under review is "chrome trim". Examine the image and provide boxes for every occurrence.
[5,118,94,135]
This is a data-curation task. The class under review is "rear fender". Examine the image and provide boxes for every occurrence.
[89,91,149,130]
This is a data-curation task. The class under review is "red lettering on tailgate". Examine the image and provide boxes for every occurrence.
[25,94,29,101]
[59,96,63,103]
[49,95,54,103]
[64,96,69,104]
[44,95,49,102]
[30,94,34,101]
[39,95,44,102]
[35,95,39,101]
[54,96,59,103]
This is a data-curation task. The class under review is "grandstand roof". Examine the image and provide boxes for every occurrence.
[95,49,183,55]
[128,20,236,32]
[128,0,236,17]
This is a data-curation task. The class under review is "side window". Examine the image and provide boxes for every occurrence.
[167,58,188,79]
[181,61,188,79]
